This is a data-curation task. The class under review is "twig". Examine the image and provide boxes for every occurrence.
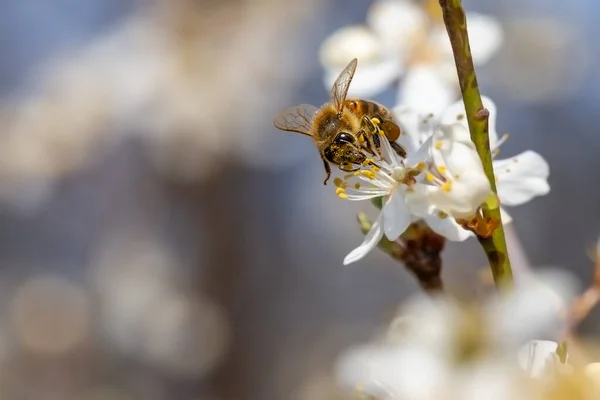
[438,0,513,288]
[358,214,444,293]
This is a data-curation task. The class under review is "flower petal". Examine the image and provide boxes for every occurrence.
[440,96,499,148]
[367,0,427,56]
[424,215,472,241]
[405,133,433,167]
[392,105,434,153]
[488,269,579,350]
[500,207,513,225]
[432,12,503,66]
[336,343,446,400]
[428,124,492,218]
[382,192,411,241]
[319,25,381,67]
[463,13,504,65]
[343,215,384,265]
[323,60,402,99]
[517,340,559,378]
[319,25,402,98]
[397,65,457,117]
[494,151,550,206]
[405,184,431,219]
[379,135,401,167]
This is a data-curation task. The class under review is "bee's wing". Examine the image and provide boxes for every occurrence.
[273,104,318,135]
[329,58,357,113]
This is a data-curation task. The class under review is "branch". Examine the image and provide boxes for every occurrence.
[357,213,444,293]
[438,0,513,288]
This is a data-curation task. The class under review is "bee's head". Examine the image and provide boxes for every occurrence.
[324,132,366,165]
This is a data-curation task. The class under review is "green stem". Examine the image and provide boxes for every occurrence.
[438,0,513,287]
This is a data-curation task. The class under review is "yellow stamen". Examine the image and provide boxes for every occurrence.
[437,165,447,175]
[415,162,426,171]
[335,187,346,195]
[337,193,349,199]
[435,141,443,150]
[354,183,361,189]
[426,172,435,183]
[361,170,376,179]
[437,211,449,219]
[371,165,380,172]
[333,177,343,187]
[441,181,453,193]
[371,118,381,125]
[362,158,375,167]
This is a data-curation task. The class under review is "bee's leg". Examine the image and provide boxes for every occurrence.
[322,157,332,185]
[361,116,383,158]
[390,141,407,158]
[362,116,378,133]
[358,130,377,156]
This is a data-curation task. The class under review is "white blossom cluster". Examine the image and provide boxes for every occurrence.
[338,97,549,265]
[335,271,600,400]
[320,0,550,265]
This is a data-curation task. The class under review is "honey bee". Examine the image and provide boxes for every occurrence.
[273,58,406,184]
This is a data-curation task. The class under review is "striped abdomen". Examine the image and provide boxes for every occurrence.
[344,99,401,141]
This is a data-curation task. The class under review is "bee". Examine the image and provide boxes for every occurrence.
[273,58,406,184]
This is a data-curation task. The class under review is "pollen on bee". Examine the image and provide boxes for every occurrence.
[371,118,381,125]
[437,165,447,175]
[441,181,453,193]
[435,141,443,150]
[362,158,375,167]
[425,172,436,183]
[359,135,365,143]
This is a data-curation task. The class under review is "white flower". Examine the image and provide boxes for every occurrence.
[319,26,403,98]
[340,124,489,265]
[396,96,550,224]
[319,0,503,114]
[336,269,578,399]
[439,97,551,222]
[426,124,492,219]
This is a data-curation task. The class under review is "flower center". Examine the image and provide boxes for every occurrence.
[425,166,453,193]
[391,166,407,182]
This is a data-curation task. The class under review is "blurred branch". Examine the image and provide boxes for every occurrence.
[561,245,600,366]
[567,247,600,333]
[165,165,245,399]
[438,0,513,288]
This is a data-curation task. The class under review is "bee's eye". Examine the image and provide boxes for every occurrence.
[334,132,354,145]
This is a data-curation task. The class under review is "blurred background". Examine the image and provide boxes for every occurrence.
[0,0,598,398]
